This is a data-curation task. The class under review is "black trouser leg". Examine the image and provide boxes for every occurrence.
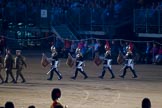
[130,67,137,78]
[0,69,4,82]
[72,69,79,79]
[16,70,19,82]
[79,69,88,79]
[108,67,115,78]
[9,71,16,82]
[16,68,25,82]
[101,70,106,78]
[20,73,25,82]
[17,69,26,82]
[0,74,4,83]
[100,67,106,78]
[123,66,128,76]
[120,66,128,78]
[5,70,9,83]
[48,68,54,80]
[19,69,25,82]
[54,68,62,79]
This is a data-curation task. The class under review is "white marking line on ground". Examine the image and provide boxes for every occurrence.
[74,86,89,108]
[98,83,121,108]
[104,90,121,108]
[109,91,121,107]
[83,90,89,101]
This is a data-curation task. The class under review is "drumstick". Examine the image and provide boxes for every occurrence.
[119,66,125,73]
[46,67,54,75]
[46,71,50,75]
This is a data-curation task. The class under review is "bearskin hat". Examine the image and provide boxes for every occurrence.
[51,88,61,100]
[142,98,151,108]
[105,40,110,51]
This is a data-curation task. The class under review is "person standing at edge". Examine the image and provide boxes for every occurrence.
[4,49,16,83]
[15,50,27,83]
[0,51,4,84]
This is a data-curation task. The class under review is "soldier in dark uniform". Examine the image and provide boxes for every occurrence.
[47,46,62,80]
[71,48,88,80]
[4,49,16,83]
[119,47,138,78]
[50,88,68,108]
[15,50,27,83]
[50,88,63,108]
[98,49,115,79]
[0,51,4,83]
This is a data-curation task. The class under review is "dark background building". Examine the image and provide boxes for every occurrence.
[0,0,161,49]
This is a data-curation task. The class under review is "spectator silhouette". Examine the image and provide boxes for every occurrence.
[4,49,16,83]
[28,105,35,108]
[150,43,158,63]
[155,46,162,64]
[142,98,151,108]
[145,42,152,64]
[5,101,14,108]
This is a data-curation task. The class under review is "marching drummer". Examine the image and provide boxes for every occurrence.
[98,47,115,79]
[119,47,138,78]
[71,48,88,80]
[47,45,63,80]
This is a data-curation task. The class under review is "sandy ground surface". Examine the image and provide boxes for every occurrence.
[0,53,162,108]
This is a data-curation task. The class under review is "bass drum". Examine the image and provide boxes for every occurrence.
[66,53,75,68]
[117,52,124,65]
[41,54,50,67]
[94,53,102,66]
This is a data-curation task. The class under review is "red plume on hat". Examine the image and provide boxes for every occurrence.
[105,40,110,51]
[129,42,133,52]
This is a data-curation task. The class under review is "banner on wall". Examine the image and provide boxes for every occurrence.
[41,9,47,18]
[138,33,162,38]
